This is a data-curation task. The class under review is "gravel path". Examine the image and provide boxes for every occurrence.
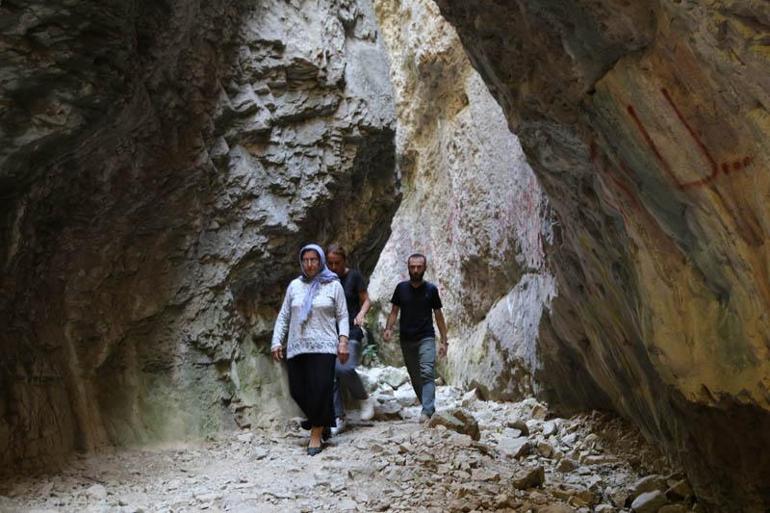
[0,384,694,513]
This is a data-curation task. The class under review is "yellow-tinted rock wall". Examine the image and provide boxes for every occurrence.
[434,0,770,510]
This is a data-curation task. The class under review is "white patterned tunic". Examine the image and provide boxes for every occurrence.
[271,278,349,359]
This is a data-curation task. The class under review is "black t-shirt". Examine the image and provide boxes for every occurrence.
[390,280,442,341]
[340,269,367,341]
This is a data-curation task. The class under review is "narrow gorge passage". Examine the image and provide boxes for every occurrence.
[2,0,769,511]
[0,371,688,513]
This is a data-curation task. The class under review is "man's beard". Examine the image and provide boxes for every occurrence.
[409,271,424,283]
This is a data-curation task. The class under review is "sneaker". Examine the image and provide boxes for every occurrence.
[419,413,431,424]
[330,417,346,436]
[359,397,375,421]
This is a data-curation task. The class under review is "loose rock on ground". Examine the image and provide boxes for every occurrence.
[0,366,698,513]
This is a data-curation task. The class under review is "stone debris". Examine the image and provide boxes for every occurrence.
[236,432,254,444]
[665,479,693,501]
[631,490,669,513]
[427,408,481,440]
[85,484,107,500]
[506,419,530,436]
[630,474,667,499]
[0,366,699,513]
[512,466,546,490]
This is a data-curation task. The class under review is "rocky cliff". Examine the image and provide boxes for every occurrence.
[0,0,397,472]
[369,0,561,403]
[433,0,770,510]
[2,0,769,510]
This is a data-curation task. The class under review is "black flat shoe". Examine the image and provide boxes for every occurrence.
[307,445,323,456]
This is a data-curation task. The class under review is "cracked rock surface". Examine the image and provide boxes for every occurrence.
[432,1,770,509]
[0,0,396,473]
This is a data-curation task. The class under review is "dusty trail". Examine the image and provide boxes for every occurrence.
[0,381,694,513]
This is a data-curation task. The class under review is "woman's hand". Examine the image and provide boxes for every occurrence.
[271,346,283,362]
[338,338,350,364]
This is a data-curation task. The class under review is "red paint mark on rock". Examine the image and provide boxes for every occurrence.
[626,88,754,189]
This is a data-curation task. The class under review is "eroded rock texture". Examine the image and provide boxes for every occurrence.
[434,0,770,510]
[0,0,396,473]
[369,0,557,401]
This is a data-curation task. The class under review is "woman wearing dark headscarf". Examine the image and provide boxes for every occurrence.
[271,244,350,455]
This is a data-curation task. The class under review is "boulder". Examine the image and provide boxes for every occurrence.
[498,437,531,459]
[505,419,529,436]
[665,480,693,501]
[511,466,545,490]
[631,475,667,499]
[556,458,579,473]
[373,397,403,420]
[428,408,481,441]
[631,490,668,513]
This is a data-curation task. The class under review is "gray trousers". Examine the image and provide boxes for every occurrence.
[400,337,436,417]
[333,339,369,418]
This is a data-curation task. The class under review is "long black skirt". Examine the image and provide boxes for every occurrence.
[287,353,337,428]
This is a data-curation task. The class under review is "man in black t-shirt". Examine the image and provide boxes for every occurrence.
[327,244,376,434]
[383,253,448,421]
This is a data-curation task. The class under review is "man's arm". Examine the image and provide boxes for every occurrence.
[383,304,400,341]
[354,290,371,326]
[434,308,448,357]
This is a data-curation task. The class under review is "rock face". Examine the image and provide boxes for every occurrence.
[433,0,770,511]
[0,0,396,473]
[369,0,558,401]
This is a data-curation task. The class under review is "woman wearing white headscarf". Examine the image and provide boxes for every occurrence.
[271,243,350,455]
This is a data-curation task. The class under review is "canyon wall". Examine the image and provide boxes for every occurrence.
[0,0,397,472]
[369,0,562,403]
[3,0,769,510]
[433,1,770,510]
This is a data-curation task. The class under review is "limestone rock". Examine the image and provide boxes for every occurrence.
[427,408,480,441]
[506,419,530,436]
[542,421,558,437]
[630,475,667,500]
[631,491,668,513]
[665,480,693,502]
[537,441,555,458]
[369,0,554,402]
[380,367,410,389]
[461,388,482,408]
[0,0,397,473]
[393,385,419,407]
[236,432,254,444]
[85,484,108,500]
[373,398,403,420]
[432,0,770,509]
[556,458,579,473]
[511,466,545,490]
[498,437,531,459]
